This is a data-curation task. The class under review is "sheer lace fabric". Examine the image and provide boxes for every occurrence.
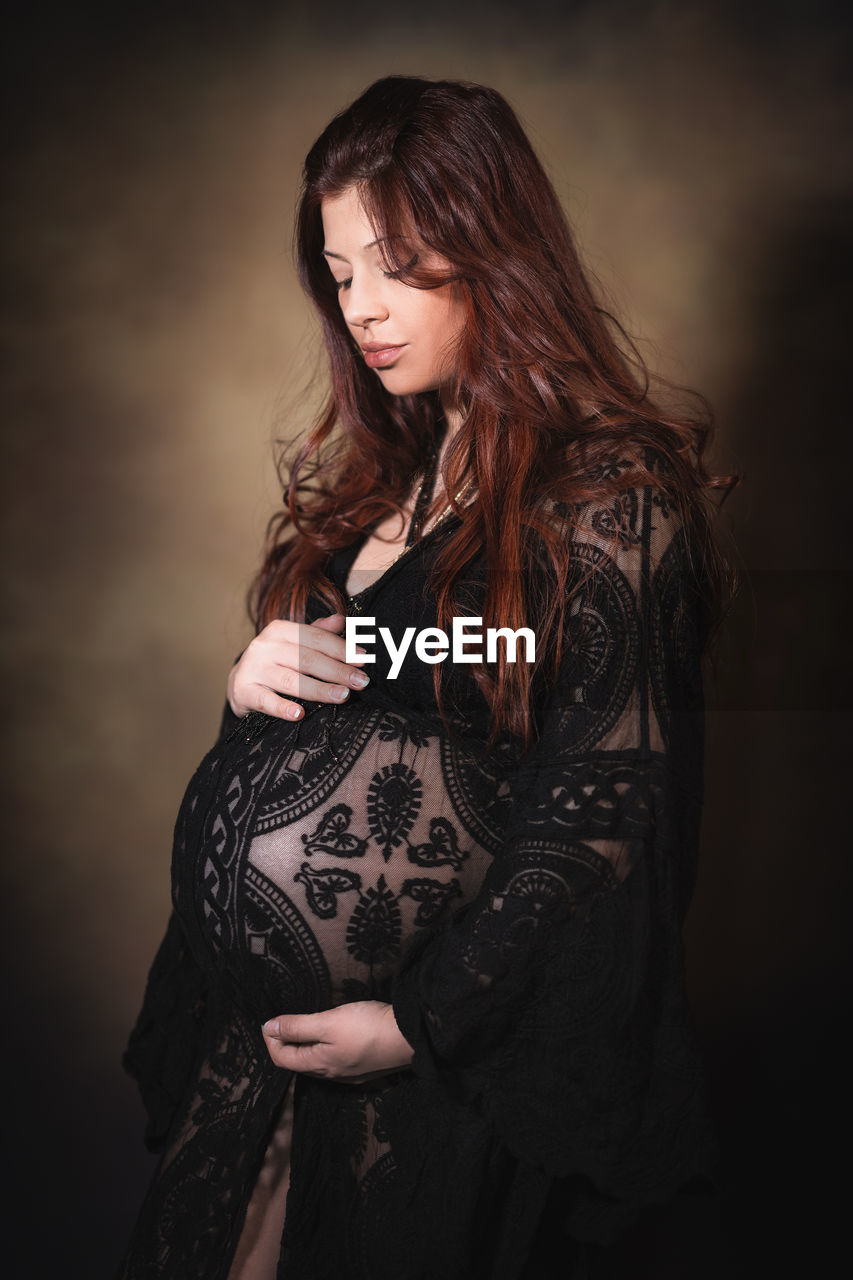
[120,473,716,1279]
[227,1086,294,1280]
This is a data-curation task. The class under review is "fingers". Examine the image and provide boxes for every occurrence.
[263,1032,325,1073]
[263,1011,330,1042]
[261,1035,385,1083]
[262,1011,332,1076]
[259,1005,409,1082]
[271,657,367,702]
[294,626,371,679]
[229,617,372,719]
[271,664,369,707]
[260,622,371,689]
[311,613,346,632]
[243,686,306,721]
[260,617,367,667]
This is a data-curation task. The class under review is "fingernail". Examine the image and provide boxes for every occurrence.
[331,686,349,701]
[262,1019,279,1037]
[350,672,369,688]
[288,706,304,720]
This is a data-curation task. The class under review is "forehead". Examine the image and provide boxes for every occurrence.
[319,187,451,277]
[320,187,376,246]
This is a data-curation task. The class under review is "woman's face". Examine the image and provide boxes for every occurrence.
[320,186,466,397]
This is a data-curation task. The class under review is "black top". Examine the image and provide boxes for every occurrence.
[119,470,716,1279]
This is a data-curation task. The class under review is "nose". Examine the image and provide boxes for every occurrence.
[339,272,389,330]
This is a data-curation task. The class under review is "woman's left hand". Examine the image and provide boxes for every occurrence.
[261,1001,414,1084]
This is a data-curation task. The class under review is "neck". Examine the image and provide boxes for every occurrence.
[439,387,463,441]
[437,389,465,481]
[427,387,473,518]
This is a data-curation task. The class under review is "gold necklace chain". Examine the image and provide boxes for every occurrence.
[345,479,476,605]
[417,478,475,539]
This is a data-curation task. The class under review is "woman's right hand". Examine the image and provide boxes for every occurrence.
[227,614,370,720]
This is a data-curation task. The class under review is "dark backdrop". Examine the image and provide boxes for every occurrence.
[2,1,851,1275]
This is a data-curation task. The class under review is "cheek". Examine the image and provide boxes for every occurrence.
[424,296,463,346]
[441,289,467,339]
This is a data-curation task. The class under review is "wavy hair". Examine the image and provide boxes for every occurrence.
[251,75,740,744]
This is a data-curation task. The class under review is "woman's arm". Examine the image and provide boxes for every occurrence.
[383,485,715,1223]
[122,912,210,1153]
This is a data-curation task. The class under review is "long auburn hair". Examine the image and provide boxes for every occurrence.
[251,76,740,745]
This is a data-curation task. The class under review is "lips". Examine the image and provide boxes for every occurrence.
[360,343,406,369]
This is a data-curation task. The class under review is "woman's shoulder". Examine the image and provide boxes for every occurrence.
[537,446,691,577]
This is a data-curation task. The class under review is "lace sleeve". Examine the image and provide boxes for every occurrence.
[122,911,209,1153]
[391,485,715,1230]
[122,695,240,1153]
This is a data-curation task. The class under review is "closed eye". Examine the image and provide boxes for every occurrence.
[383,254,420,280]
[334,255,419,293]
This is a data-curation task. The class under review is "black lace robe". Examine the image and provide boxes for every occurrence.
[118,480,716,1279]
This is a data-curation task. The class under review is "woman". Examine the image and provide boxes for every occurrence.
[119,76,738,1279]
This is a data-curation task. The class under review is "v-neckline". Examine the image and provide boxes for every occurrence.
[340,510,463,606]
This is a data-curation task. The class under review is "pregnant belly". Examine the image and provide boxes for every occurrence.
[189,700,512,1016]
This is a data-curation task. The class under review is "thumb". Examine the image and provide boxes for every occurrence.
[263,1011,330,1043]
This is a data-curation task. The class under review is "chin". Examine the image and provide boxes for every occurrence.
[375,373,434,397]
[376,367,446,397]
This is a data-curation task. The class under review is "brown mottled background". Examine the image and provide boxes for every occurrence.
[2,1,851,1275]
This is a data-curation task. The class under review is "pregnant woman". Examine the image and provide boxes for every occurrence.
[118,76,739,1279]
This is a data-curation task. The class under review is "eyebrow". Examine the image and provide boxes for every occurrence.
[321,240,382,262]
